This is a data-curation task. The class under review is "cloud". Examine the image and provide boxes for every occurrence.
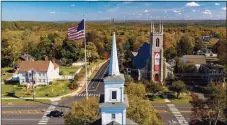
[144,10,149,13]
[215,3,220,6]
[70,5,75,7]
[222,7,226,10]
[98,11,102,13]
[164,10,167,13]
[173,10,181,13]
[192,10,196,12]
[202,9,212,17]
[49,12,56,14]
[186,2,200,7]
[138,13,142,16]
[106,6,119,12]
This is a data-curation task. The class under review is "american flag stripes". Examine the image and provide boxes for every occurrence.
[68,19,85,40]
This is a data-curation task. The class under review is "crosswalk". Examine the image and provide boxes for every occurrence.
[75,93,100,97]
[167,104,189,125]
[38,102,58,125]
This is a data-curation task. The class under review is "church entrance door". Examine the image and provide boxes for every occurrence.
[154,74,159,81]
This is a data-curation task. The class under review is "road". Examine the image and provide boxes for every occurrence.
[152,103,192,125]
[2,61,109,125]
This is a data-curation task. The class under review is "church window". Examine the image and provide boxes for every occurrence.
[156,38,160,47]
[111,91,117,100]
[112,114,116,120]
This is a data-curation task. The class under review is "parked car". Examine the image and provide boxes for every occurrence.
[48,110,63,117]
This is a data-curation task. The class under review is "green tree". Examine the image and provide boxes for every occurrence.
[143,81,164,97]
[176,35,195,56]
[56,40,81,65]
[64,97,100,125]
[86,42,99,64]
[169,80,187,98]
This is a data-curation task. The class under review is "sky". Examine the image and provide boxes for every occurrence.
[2,2,226,21]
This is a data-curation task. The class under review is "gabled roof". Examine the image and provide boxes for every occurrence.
[133,42,151,69]
[18,61,50,72]
[131,51,138,57]
[53,63,59,69]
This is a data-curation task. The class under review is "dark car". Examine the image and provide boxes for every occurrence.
[49,110,63,117]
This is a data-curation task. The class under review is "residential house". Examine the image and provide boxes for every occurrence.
[18,60,59,85]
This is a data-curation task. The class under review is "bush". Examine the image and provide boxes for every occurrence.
[49,82,53,85]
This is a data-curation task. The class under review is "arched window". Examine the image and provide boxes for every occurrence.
[156,38,159,47]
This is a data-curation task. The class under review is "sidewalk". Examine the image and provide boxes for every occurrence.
[2,60,108,102]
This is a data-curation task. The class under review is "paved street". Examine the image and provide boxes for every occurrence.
[2,61,109,125]
[152,103,192,125]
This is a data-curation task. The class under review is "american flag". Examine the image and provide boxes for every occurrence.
[68,19,85,40]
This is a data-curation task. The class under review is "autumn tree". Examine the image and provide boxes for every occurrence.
[64,97,100,125]
[126,82,162,125]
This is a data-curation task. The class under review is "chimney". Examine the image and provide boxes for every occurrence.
[45,56,48,61]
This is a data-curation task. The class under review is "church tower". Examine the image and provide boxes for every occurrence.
[149,22,164,83]
[99,32,128,125]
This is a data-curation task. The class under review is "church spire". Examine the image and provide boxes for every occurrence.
[109,32,120,76]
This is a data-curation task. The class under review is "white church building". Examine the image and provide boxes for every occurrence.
[94,32,138,125]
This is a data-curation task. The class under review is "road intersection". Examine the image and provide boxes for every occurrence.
[2,61,193,125]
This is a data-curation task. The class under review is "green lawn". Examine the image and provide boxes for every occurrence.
[170,95,192,104]
[60,66,80,75]
[35,80,73,97]
[2,99,51,104]
[2,80,74,97]
[149,96,166,104]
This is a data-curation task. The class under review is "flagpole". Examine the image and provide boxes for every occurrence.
[84,15,88,100]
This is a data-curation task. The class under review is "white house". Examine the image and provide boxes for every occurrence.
[96,32,138,125]
[18,60,59,85]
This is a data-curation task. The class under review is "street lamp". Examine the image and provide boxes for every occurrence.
[31,69,37,101]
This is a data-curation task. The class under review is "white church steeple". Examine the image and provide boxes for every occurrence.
[108,32,120,76]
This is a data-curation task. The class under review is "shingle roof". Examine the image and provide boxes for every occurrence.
[183,55,206,65]
[18,61,50,72]
[53,63,59,69]
[133,42,151,69]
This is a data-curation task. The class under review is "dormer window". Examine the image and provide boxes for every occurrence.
[111,91,117,100]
